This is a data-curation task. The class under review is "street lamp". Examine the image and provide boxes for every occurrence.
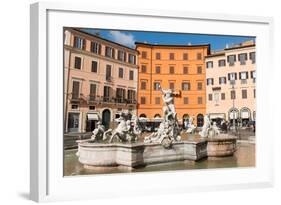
[230,75,237,134]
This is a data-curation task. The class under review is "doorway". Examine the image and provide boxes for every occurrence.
[68,113,80,132]
[102,109,111,129]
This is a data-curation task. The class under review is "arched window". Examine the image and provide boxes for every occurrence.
[183,114,189,120]
[197,114,204,127]
[139,114,147,118]
[228,108,239,120]
[154,114,161,118]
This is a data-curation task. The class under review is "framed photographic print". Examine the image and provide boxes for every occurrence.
[30,2,274,202]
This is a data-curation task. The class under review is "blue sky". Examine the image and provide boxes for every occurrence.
[81,28,255,51]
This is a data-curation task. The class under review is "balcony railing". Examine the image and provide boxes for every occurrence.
[70,93,83,103]
[70,94,137,105]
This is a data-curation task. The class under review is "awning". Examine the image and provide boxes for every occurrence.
[152,117,163,122]
[87,113,99,120]
[139,117,148,122]
[209,113,225,119]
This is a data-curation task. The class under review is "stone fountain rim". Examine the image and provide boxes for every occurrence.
[78,139,207,148]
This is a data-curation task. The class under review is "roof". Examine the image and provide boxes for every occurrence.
[206,43,255,58]
[66,28,137,53]
[135,42,211,54]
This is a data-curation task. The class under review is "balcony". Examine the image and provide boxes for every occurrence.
[70,93,84,103]
[88,95,99,104]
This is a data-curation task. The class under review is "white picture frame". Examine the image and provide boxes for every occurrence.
[30,2,274,202]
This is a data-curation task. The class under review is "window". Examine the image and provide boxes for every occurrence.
[227,55,236,66]
[141,65,147,73]
[89,84,97,100]
[155,97,160,104]
[106,65,111,81]
[183,97,189,104]
[198,97,203,104]
[207,78,214,86]
[169,53,175,60]
[103,86,111,102]
[91,61,98,73]
[73,36,86,49]
[141,81,146,90]
[89,106,95,110]
[230,90,236,99]
[197,53,202,60]
[74,56,81,69]
[238,53,248,65]
[127,90,136,103]
[154,82,161,90]
[116,88,126,103]
[182,82,190,91]
[206,61,213,68]
[105,46,115,58]
[183,53,188,60]
[242,89,247,99]
[156,52,161,60]
[239,72,248,84]
[228,73,237,81]
[250,52,256,64]
[128,54,136,64]
[197,66,202,74]
[118,67,124,78]
[72,81,80,99]
[169,66,175,74]
[183,66,188,74]
[129,70,134,80]
[197,82,203,90]
[208,94,213,101]
[219,77,227,84]
[117,50,126,62]
[169,82,175,90]
[221,93,225,100]
[214,93,220,103]
[218,59,226,67]
[155,66,161,74]
[142,51,147,59]
[251,71,256,83]
[71,104,79,109]
[254,89,256,98]
[90,42,100,54]
[140,97,146,104]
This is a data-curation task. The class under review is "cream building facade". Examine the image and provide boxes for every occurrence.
[64,28,138,133]
[205,41,256,126]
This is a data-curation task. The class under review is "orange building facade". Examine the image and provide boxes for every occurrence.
[136,43,210,127]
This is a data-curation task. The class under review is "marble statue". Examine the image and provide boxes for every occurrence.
[90,121,105,142]
[199,115,211,137]
[103,113,140,143]
[199,115,220,138]
[144,86,181,148]
[186,116,196,134]
[208,122,220,138]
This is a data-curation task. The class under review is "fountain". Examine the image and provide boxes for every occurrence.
[76,87,237,169]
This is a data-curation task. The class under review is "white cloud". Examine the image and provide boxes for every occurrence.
[109,31,136,48]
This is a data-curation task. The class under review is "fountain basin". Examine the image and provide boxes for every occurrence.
[77,135,237,168]
[78,140,207,168]
[207,135,237,157]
